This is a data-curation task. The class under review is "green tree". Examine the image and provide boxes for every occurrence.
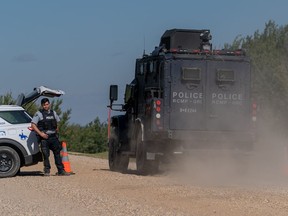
[229,20,288,132]
[0,92,14,105]
[65,118,108,153]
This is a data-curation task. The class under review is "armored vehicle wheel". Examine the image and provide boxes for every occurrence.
[0,146,21,178]
[108,138,129,173]
[136,131,159,175]
[118,154,129,173]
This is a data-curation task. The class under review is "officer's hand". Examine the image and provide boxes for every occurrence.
[41,132,48,139]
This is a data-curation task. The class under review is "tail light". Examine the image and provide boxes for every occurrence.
[155,100,161,125]
[151,99,163,130]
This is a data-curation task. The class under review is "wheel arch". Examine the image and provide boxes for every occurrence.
[0,138,27,166]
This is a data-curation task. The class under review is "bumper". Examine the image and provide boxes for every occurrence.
[24,151,43,166]
[147,130,255,151]
[168,130,254,143]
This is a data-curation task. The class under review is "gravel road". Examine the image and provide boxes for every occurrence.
[1,151,288,216]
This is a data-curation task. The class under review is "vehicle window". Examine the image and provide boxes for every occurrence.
[182,67,201,81]
[0,110,31,124]
[139,63,144,75]
[149,61,153,73]
[217,69,235,82]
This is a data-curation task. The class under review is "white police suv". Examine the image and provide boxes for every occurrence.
[0,86,64,178]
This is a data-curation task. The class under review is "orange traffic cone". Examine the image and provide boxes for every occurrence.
[61,141,74,174]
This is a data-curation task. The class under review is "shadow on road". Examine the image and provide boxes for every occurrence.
[97,168,165,176]
[18,171,43,177]
[98,168,139,175]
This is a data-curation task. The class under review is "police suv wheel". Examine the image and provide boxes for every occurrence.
[0,146,21,178]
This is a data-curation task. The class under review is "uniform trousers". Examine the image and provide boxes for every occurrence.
[40,135,64,173]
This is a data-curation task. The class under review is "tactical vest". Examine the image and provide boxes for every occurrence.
[37,110,57,132]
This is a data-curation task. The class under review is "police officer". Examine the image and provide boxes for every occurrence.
[31,98,69,176]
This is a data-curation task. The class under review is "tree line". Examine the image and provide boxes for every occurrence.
[1,20,288,153]
[226,20,288,135]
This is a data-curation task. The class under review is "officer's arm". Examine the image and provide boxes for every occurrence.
[31,122,48,139]
[54,111,60,132]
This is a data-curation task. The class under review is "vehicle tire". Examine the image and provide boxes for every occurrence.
[118,155,129,173]
[108,137,129,173]
[0,146,21,178]
[136,130,159,175]
[149,159,160,174]
[108,138,118,171]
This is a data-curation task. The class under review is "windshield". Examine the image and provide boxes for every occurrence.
[0,110,31,124]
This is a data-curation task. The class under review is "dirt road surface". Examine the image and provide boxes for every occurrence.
[1,152,288,216]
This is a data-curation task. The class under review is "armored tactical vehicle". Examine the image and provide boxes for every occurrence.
[108,29,254,174]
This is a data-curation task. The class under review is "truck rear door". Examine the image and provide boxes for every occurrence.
[168,58,251,132]
[169,59,206,130]
[206,60,251,131]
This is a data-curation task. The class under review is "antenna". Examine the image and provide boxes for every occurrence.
[143,34,146,56]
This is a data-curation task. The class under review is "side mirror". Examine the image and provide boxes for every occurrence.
[109,85,118,106]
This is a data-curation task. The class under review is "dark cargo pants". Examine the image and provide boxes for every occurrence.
[40,135,64,174]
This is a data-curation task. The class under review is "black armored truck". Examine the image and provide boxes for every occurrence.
[108,29,255,174]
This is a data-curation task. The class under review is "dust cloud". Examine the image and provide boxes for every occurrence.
[160,119,288,187]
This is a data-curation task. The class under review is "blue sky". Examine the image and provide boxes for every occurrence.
[0,0,287,125]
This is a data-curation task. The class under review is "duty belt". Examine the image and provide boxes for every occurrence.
[47,133,57,137]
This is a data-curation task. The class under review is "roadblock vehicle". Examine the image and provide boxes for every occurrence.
[0,86,64,177]
[108,29,254,174]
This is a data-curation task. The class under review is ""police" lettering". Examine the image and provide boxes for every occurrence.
[172,92,203,99]
[211,93,242,100]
